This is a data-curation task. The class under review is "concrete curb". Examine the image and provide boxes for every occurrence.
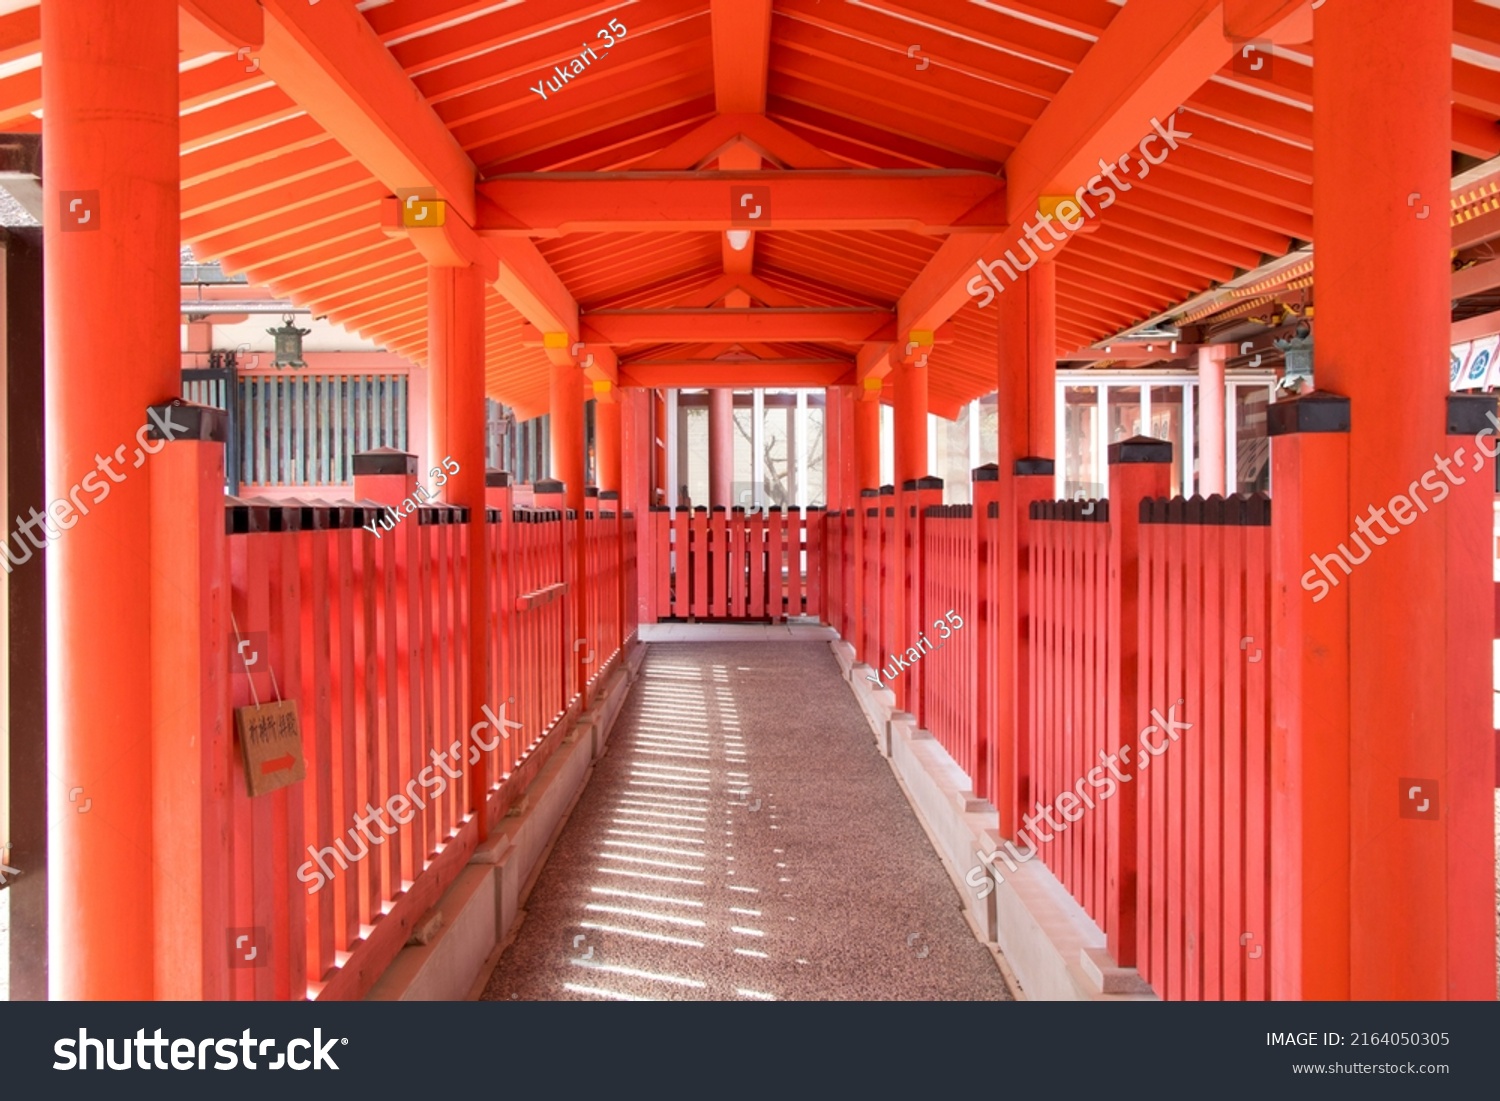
[832,641,1156,1002]
[366,643,648,1001]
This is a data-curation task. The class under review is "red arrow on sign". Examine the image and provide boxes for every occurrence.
[260,754,294,775]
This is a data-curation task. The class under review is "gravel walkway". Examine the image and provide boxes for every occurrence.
[480,641,1013,1002]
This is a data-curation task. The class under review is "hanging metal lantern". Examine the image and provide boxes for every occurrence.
[268,314,310,368]
[1274,321,1314,393]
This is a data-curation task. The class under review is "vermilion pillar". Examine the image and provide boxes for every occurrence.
[44,0,179,999]
[594,383,621,494]
[828,386,857,511]
[890,359,928,713]
[994,261,1057,843]
[822,386,843,512]
[1197,344,1227,496]
[619,389,655,623]
[1312,0,1468,998]
[550,359,589,702]
[892,359,928,488]
[708,388,733,508]
[999,263,1057,457]
[854,386,881,491]
[427,265,490,836]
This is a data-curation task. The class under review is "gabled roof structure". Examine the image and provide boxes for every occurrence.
[5,1,1498,414]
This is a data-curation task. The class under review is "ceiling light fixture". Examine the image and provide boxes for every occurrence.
[726,230,751,251]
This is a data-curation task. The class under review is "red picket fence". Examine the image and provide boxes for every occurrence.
[228,501,477,1001]
[1024,491,1274,1000]
[1026,500,1113,928]
[223,489,633,1001]
[824,507,851,641]
[819,459,1278,1003]
[919,505,980,785]
[652,506,823,621]
[1135,495,1272,1001]
[860,499,887,664]
[482,504,572,810]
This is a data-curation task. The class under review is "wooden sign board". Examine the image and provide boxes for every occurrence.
[234,699,307,798]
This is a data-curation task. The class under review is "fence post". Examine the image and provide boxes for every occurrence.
[971,466,1002,804]
[535,479,573,716]
[1266,393,1351,1000]
[878,484,897,704]
[900,477,943,722]
[1105,437,1172,970]
[1445,394,1499,998]
[486,471,515,814]
[997,459,1055,839]
[150,401,231,1000]
[353,448,419,511]
[601,490,625,665]
[852,488,879,665]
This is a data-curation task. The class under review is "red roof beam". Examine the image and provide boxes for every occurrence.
[476,171,1006,235]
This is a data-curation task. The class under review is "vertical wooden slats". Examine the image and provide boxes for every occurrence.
[205,373,412,490]
[1015,491,1274,1000]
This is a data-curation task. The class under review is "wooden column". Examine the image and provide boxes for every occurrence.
[1104,438,1172,970]
[594,382,622,495]
[1267,394,1351,1000]
[1312,0,1461,998]
[549,360,589,707]
[43,0,180,999]
[1197,344,1228,496]
[708,387,733,509]
[427,266,490,837]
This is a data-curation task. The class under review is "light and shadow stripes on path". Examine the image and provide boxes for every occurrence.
[480,640,1014,1002]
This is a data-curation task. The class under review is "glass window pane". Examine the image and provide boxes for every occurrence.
[1149,385,1184,496]
[762,403,792,507]
[683,400,708,509]
[1234,384,1272,494]
[732,401,755,507]
[805,402,826,507]
[880,404,894,487]
[936,404,972,504]
[1063,385,1099,498]
[1108,385,1143,446]
[1189,383,1200,498]
[978,393,998,468]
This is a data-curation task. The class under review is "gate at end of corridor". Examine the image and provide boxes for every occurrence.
[651,505,823,622]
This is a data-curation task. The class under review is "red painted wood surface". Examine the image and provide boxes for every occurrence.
[216,488,627,1000]
[861,504,882,663]
[1026,501,1112,936]
[920,506,978,785]
[1014,489,1274,999]
[650,508,823,621]
[1133,495,1273,1001]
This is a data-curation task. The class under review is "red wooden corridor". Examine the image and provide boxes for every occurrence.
[0,0,1497,1005]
